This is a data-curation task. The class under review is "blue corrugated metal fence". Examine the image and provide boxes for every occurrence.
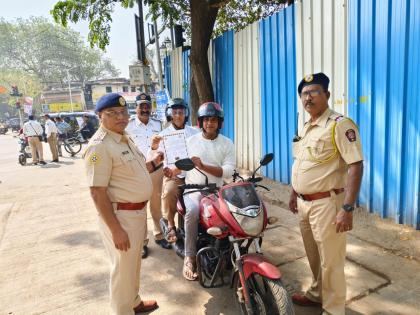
[348,0,420,228]
[213,31,235,141]
[259,5,297,184]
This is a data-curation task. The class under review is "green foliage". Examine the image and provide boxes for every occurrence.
[51,0,288,49]
[0,17,119,87]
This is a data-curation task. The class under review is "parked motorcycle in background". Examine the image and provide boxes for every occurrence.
[161,153,294,315]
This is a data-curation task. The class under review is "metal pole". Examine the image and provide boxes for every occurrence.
[137,0,146,64]
[169,17,175,50]
[66,69,74,112]
[153,19,164,90]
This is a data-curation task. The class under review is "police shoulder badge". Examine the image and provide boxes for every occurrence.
[345,129,357,142]
[119,97,125,106]
[89,152,100,164]
[304,74,314,82]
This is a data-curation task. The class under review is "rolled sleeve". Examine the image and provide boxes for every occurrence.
[335,118,364,165]
[83,144,112,187]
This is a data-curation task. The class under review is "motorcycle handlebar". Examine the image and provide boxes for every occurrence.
[179,183,218,190]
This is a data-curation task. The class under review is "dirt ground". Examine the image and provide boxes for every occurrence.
[1,132,419,315]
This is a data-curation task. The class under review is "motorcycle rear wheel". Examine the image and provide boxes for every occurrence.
[234,273,294,315]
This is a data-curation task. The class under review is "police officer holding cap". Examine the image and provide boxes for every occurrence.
[83,93,163,314]
[289,73,364,315]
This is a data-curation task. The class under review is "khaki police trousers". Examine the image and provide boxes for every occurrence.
[161,175,184,221]
[28,136,44,163]
[98,208,147,315]
[297,191,346,315]
[47,133,59,161]
[144,167,164,244]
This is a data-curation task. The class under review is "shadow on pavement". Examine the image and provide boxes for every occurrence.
[52,230,102,248]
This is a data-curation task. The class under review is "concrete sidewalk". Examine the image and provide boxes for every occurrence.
[0,133,419,315]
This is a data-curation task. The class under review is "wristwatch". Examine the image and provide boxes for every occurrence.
[342,204,355,212]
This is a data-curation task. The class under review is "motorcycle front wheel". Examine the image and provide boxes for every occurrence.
[234,273,294,315]
[18,154,26,166]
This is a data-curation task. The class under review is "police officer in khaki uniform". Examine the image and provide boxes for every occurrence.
[289,73,363,315]
[126,93,171,258]
[84,93,163,314]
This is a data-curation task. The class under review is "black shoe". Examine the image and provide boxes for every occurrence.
[142,245,148,259]
[52,159,59,163]
[155,239,172,249]
[39,161,47,165]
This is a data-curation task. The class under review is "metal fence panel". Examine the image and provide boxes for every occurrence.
[169,47,183,98]
[213,31,235,141]
[234,22,262,172]
[295,0,348,128]
[348,0,420,229]
[260,5,297,183]
[164,56,172,97]
[182,50,190,105]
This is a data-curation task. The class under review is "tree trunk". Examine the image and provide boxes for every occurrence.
[189,0,219,115]
[189,70,199,125]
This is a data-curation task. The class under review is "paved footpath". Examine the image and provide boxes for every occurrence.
[0,133,419,315]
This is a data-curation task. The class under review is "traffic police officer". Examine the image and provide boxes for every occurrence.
[289,73,364,315]
[126,93,171,257]
[84,93,163,314]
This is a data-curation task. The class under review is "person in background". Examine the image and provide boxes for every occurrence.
[44,114,59,162]
[22,115,46,165]
[126,92,172,258]
[80,114,95,141]
[55,116,72,157]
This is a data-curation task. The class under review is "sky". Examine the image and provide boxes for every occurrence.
[1,0,167,77]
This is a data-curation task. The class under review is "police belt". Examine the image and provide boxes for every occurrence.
[297,188,345,201]
[115,201,147,210]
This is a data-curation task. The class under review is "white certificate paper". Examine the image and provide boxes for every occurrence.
[162,130,189,165]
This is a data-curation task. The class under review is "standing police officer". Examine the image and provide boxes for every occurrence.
[289,73,363,315]
[126,93,171,258]
[84,93,163,314]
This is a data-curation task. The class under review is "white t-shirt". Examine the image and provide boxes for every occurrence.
[185,132,236,187]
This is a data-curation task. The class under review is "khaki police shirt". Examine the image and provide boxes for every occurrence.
[83,126,152,203]
[291,108,363,195]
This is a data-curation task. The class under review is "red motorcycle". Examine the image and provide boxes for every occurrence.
[161,153,294,315]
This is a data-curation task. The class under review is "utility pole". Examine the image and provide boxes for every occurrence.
[153,19,164,90]
[65,69,74,112]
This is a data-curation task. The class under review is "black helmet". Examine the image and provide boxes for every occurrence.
[197,102,224,129]
[165,98,189,123]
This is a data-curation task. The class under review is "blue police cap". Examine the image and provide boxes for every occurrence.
[95,93,127,112]
[298,72,330,94]
[136,92,151,105]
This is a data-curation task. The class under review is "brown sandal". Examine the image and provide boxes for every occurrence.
[165,226,177,243]
[183,259,198,281]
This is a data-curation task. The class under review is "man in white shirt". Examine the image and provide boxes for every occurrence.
[125,93,172,257]
[152,98,199,243]
[44,114,59,162]
[177,102,235,281]
[22,115,46,165]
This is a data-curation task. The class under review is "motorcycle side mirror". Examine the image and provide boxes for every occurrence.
[260,153,274,166]
[175,158,195,171]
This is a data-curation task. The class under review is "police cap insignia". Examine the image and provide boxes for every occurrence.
[119,97,125,106]
[298,72,330,94]
[304,74,314,82]
[345,129,357,142]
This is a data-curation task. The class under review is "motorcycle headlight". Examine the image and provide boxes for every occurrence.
[226,201,264,236]
[226,201,261,217]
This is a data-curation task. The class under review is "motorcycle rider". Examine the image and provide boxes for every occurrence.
[178,102,235,280]
[151,98,200,243]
